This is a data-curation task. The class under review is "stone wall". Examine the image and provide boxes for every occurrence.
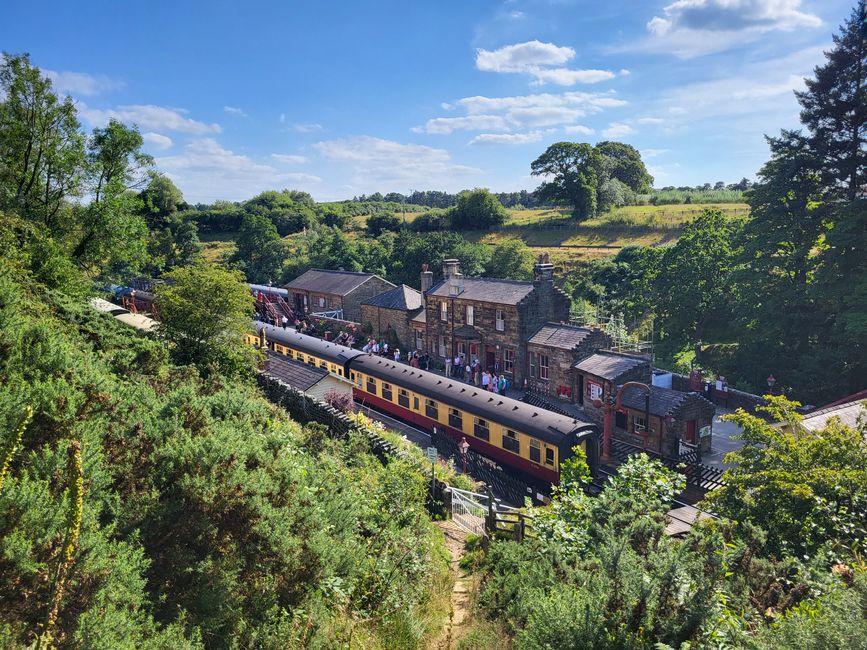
[361,304,414,349]
[343,277,396,322]
[668,370,766,413]
[579,358,653,423]
[526,329,611,400]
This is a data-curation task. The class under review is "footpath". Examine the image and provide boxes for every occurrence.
[434,520,472,650]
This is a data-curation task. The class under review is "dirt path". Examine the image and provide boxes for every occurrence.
[434,520,472,650]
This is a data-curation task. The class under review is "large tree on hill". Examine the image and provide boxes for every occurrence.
[530,142,600,220]
[530,141,652,220]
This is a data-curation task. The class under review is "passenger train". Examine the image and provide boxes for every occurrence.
[248,323,599,484]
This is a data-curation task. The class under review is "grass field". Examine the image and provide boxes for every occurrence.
[200,203,750,267]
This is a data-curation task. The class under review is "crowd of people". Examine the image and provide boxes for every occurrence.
[445,354,510,396]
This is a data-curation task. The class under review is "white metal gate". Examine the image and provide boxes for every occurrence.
[450,487,489,537]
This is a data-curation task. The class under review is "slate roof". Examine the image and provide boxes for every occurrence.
[800,397,866,432]
[284,269,393,296]
[410,309,426,324]
[453,325,482,339]
[573,352,650,380]
[362,284,422,310]
[619,385,711,417]
[528,322,596,351]
[426,276,535,305]
[265,351,330,392]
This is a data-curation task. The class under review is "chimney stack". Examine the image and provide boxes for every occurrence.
[420,264,433,294]
[442,258,460,279]
[534,253,554,285]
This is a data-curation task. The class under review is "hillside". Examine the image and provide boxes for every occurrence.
[0,266,451,648]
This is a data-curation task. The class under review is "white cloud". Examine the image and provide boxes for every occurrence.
[313,136,479,190]
[271,154,308,164]
[619,69,631,76]
[223,105,247,117]
[530,68,615,85]
[475,40,615,86]
[457,91,626,115]
[602,122,635,138]
[476,40,574,73]
[468,131,545,146]
[643,0,822,57]
[638,116,666,124]
[564,124,595,135]
[142,132,173,151]
[157,138,320,202]
[641,148,669,158]
[289,122,323,133]
[416,115,511,135]
[79,103,221,135]
[507,106,584,127]
[44,70,123,96]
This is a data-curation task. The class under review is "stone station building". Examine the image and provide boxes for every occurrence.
[284,269,394,323]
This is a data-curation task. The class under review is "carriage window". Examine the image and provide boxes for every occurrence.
[473,418,489,441]
[307,356,316,367]
[529,439,541,463]
[425,399,438,419]
[503,429,520,454]
[545,447,555,466]
[413,396,419,411]
[448,408,462,429]
[381,383,393,401]
[398,388,410,408]
[367,377,377,394]
[320,360,328,369]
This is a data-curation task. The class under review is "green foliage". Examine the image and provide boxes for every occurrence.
[531,141,652,220]
[450,188,508,230]
[0,260,450,648]
[654,208,742,344]
[704,396,867,558]
[366,211,404,236]
[155,264,256,376]
[485,239,533,281]
[229,213,288,284]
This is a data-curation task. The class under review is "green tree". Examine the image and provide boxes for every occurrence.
[796,1,866,202]
[594,140,653,193]
[531,142,600,220]
[486,239,533,280]
[654,209,741,345]
[155,264,255,375]
[71,120,153,274]
[0,53,85,229]
[450,188,507,230]
[229,213,288,284]
[366,211,402,236]
[705,396,867,557]
[141,171,185,227]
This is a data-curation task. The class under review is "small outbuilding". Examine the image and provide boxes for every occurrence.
[284,269,395,322]
[616,385,715,458]
[264,351,353,402]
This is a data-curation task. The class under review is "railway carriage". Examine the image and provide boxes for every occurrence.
[250,323,598,484]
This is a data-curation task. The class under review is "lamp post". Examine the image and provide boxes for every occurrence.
[767,374,776,395]
[458,436,470,474]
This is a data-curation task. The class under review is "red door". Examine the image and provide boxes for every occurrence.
[485,345,496,369]
[686,420,697,444]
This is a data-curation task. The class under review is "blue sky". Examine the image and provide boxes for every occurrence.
[0,0,854,203]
